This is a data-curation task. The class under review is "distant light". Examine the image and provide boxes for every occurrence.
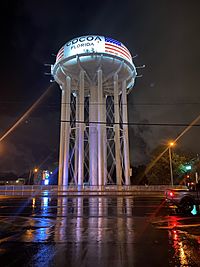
[44,179,49,185]
[191,205,197,215]
[42,196,48,207]
[169,142,175,147]
[185,165,192,170]
[43,170,50,179]
[34,168,38,173]
[32,198,36,208]
[16,180,19,183]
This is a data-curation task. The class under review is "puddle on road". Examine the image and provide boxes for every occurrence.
[151,206,200,266]
[168,228,200,266]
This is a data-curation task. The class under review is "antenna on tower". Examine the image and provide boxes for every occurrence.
[44,63,52,67]
[136,64,145,69]
[44,63,54,82]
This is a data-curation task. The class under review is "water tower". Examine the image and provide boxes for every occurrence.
[51,35,137,186]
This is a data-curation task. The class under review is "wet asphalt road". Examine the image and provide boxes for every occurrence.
[0,192,200,267]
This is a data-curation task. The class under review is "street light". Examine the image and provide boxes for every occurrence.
[168,142,175,186]
[28,168,39,185]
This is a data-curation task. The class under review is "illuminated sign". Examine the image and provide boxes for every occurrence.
[185,165,192,170]
[42,170,50,180]
[56,35,133,64]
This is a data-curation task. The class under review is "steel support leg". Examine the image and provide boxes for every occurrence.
[103,95,107,185]
[97,69,104,186]
[89,85,98,185]
[122,80,130,185]
[74,94,79,185]
[58,85,66,186]
[114,74,122,185]
[63,76,71,185]
[78,71,85,186]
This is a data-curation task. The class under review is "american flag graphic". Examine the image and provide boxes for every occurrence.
[105,37,132,62]
[56,46,64,62]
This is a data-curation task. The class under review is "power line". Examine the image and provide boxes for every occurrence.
[61,120,200,127]
[1,101,200,106]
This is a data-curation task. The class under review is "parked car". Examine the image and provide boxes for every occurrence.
[165,182,200,213]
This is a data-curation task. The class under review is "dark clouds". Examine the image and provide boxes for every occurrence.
[0,0,200,173]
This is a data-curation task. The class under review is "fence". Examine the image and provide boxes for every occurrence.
[0,184,187,196]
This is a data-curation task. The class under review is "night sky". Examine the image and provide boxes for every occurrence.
[0,0,200,174]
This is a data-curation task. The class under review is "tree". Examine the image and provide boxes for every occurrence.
[145,146,187,185]
[131,165,148,185]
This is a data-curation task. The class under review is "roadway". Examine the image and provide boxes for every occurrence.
[0,192,200,267]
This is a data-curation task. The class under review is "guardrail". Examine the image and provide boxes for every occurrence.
[0,184,187,192]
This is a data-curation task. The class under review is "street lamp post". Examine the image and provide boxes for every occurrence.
[28,168,38,185]
[33,168,38,185]
[169,142,174,186]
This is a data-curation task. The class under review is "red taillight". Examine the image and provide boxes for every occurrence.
[169,191,174,197]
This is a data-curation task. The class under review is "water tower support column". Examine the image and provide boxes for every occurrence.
[97,69,105,186]
[122,80,130,185]
[63,76,71,185]
[103,95,107,184]
[78,71,85,186]
[58,84,66,186]
[114,74,122,185]
[74,95,79,185]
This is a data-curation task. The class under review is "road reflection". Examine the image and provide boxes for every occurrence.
[0,195,200,266]
[160,213,200,266]
[53,197,137,266]
[21,194,54,243]
[168,224,200,265]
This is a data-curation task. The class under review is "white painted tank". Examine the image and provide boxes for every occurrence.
[52,35,137,95]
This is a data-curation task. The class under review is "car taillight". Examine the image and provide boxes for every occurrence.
[169,191,174,197]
